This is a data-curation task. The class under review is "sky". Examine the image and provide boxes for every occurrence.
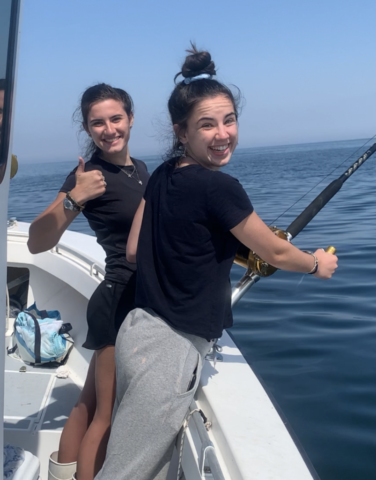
[10,0,376,162]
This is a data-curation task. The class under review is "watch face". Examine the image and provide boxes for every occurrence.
[63,196,78,211]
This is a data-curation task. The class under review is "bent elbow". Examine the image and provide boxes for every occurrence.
[27,229,52,254]
[261,251,283,269]
[126,252,137,264]
[27,238,42,255]
[27,224,40,254]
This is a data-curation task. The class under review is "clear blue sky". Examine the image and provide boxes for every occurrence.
[12,0,376,162]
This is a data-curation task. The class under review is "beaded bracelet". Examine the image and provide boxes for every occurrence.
[303,250,318,274]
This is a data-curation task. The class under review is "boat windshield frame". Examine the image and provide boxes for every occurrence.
[0,0,22,185]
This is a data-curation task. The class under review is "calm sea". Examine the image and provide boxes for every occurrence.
[8,139,376,480]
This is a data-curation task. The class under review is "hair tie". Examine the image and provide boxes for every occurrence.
[183,73,213,85]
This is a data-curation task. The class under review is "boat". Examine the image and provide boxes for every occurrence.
[5,221,320,480]
[1,1,320,479]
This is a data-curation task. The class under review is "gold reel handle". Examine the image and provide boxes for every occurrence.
[325,246,336,255]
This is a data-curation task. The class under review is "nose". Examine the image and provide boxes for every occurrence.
[104,121,116,135]
[215,123,229,140]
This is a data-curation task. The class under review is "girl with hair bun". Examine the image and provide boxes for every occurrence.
[95,45,338,480]
[28,83,149,480]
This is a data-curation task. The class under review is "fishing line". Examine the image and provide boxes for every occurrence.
[270,134,376,226]
[297,274,307,287]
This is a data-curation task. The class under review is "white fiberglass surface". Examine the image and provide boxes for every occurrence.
[4,257,93,427]
[4,230,101,479]
[5,225,315,480]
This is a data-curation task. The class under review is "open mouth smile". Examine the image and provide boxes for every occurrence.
[103,137,121,145]
[102,137,121,146]
[209,144,230,154]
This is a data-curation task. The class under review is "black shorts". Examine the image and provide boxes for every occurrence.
[83,272,136,350]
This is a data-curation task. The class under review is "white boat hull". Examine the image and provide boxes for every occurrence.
[4,221,317,480]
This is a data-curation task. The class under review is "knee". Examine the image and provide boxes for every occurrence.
[73,395,96,419]
[92,410,113,429]
[92,398,115,426]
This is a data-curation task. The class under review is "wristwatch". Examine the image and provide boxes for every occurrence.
[63,192,85,212]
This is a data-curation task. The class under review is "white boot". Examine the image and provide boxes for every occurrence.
[48,451,77,480]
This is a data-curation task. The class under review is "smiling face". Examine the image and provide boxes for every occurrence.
[177,94,238,170]
[85,98,133,162]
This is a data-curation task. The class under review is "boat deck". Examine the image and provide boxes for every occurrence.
[4,337,80,435]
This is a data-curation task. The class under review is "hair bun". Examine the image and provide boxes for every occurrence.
[177,43,216,81]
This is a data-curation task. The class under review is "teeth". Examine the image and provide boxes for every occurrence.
[105,138,119,143]
[211,145,228,151]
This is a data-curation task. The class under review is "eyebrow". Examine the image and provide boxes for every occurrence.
[89,114,124,124]
[196,112,236,123]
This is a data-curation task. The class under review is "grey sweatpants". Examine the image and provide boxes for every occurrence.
[94,308,213,480]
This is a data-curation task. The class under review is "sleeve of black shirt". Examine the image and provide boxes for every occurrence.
[208,171,254,231]
[138,160,148,172]
[59,168,78,194]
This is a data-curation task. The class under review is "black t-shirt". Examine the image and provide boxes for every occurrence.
[60,154,149,283]
[135,159,254,340]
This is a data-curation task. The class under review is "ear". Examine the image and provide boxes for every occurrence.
[129,113,134,129]
[173,124,187,144]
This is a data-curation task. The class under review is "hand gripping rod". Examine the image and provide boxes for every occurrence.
[231,142,376,306]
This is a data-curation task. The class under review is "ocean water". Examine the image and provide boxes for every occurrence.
[8,139,376,480]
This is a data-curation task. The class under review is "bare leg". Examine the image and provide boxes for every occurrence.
[58,353,97,463]
[76,346,116,480]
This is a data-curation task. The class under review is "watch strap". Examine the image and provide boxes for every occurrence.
[66,191,85,212]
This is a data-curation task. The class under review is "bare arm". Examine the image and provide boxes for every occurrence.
[126,198,145,264]
[28,192,80,253]
[28,157,106,254]
[231,211,338,279]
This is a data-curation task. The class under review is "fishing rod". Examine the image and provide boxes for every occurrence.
[231,142,376,306]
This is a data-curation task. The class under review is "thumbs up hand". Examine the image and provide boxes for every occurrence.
[70,157,107,204]
[76,156,86,175]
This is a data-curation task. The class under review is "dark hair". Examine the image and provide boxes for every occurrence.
[74,83,134,159]
[166,44,240,159]
[0,78,5,91]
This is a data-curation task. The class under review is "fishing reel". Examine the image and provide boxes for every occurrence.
[234,226,291,277]
[231,227,336,307]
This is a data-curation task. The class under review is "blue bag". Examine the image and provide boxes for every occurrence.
[7,303,74,365]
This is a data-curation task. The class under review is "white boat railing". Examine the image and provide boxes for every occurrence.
[184,401,226,480]
[52,244,106,278]
[7,218,105,279]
